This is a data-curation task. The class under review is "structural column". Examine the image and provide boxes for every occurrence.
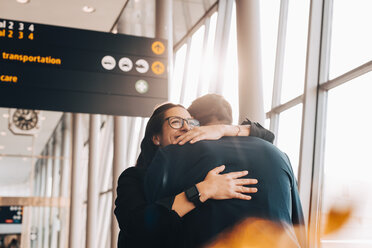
[86,115,100,248]
[236,0,265,124]
[68,114,84,248]
[156,0,173,100]
[111,117,127,248]
[59,114,71,248]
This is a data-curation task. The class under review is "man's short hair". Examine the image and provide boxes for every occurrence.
[188,94,232,125]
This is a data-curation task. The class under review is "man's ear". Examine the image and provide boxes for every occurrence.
[152,135,161,146]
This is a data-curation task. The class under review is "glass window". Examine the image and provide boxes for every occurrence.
[320,72,372,247]
[222,2,239,124]
[197,12,218,97]
[276,104,303,178]
[182,25,206,107]
[170,43,188,103]
[260,0,280,112]
[281,0,310,103]
[329,0,372,79]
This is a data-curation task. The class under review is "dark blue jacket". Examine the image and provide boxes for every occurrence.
[145,137,306,247]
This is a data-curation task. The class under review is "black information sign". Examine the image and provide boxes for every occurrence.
[0,19,168,116]
[0,206,23,224]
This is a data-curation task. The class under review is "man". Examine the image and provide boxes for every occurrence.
[144,94,306,247]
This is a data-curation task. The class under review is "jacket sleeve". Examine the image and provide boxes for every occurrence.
[241,118,275,143]
[114,167,182,246]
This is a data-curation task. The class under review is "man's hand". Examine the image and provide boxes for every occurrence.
[197,165,258,202]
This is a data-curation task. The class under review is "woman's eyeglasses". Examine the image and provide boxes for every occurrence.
[165,116,200,129]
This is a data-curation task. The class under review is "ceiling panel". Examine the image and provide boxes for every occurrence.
[0,0,128,32]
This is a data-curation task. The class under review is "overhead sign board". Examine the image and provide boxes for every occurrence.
[0,19,168,116]
[0,206,23,224]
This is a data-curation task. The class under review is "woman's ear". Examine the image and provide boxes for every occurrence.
[152,135,161,146]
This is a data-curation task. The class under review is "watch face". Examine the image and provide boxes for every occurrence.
[12,109,38,131]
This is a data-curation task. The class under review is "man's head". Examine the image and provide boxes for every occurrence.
[188,94,233,126]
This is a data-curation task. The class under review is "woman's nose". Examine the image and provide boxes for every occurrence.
[181,121,191,131]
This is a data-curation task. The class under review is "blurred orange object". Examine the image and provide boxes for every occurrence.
[205,205,352,248]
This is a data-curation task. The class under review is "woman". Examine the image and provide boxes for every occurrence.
[114,103,269,248]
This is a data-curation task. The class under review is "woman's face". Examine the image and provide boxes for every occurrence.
[153,106,192,147]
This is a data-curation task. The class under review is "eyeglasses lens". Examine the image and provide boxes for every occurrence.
[169,117,183,129]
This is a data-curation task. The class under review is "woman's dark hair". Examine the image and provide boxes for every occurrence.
[136,103,185,169]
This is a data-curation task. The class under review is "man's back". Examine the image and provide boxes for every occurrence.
[145,137,305,247]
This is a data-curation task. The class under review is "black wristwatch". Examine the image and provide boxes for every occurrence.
[185,185,203,207]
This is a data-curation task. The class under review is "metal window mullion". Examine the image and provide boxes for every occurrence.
[86,114,100,248]
[215,0,233,94]
[111,116,127,248]
[208,0,226,94]
[49,134,61,248]
[98,117,114,193]
[266,95,303,119]
[179,37,192,104]
[42,143,53,248]
[307,0,333,247]
[126,117,139,166]
[320,60,372,90]
[135,118,147,160]
[97,118,114,243]
[101,192,113,248]
[270,0,289,144]
[297,1,329,248]
[209,0,233,94]
[58,113,71,248]
[196,17,211,97]
[69,113,84,248]
[174,2,218,51]
[308,89,328,248]
[31,161,41,248]
[37,154,46,248]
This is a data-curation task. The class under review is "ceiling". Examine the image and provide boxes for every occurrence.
[0,0,217,43]
[0,0,217,190]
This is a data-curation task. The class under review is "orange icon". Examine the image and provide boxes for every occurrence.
[151,41,165,55]
[151,61,165,75]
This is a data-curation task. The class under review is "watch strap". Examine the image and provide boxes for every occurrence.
[185,185,203,207]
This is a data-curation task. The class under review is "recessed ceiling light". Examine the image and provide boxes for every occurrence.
[2,113,9,119]
[0,146,4,150]
[16,0,30,4]
[82,6,95,13]
[27,147,32,151]
[0,131,6,136]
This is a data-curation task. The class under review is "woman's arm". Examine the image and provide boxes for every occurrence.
[241,118,275,143]
[174,125,244,145]
[114,167,182,247]
[175,121,274,145]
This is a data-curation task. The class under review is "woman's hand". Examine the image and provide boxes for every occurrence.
[174,125,227,145]
[196,165,258,202]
